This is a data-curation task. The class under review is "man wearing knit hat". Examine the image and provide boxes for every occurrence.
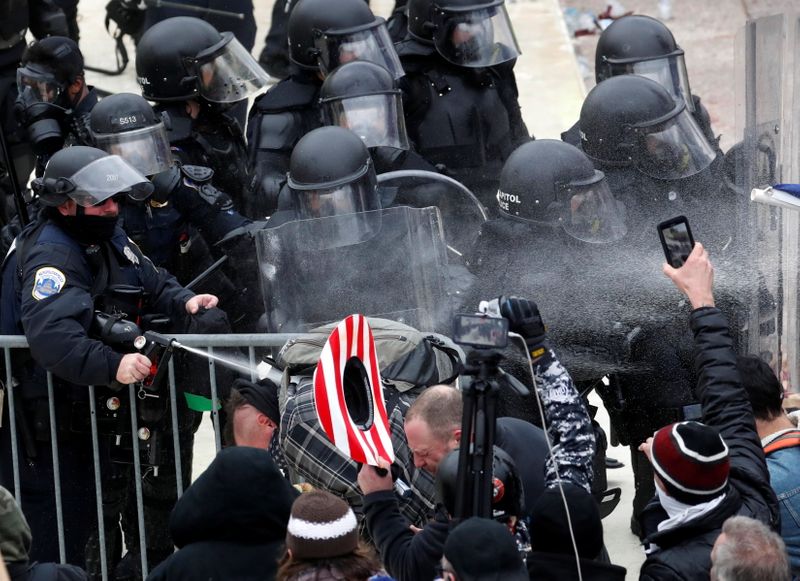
[225,377,281,450]
[636,242,778,580]
[441,518,527,581]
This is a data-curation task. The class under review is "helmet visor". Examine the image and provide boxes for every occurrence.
[68,155,154,206]
[196,34,270,103]
[607,55,694,113]
[563,174,627,243]
[634,109,715,180]
[315,21,404,80]
[432,4,520,68]
[17,65,62,104]
[322,94,410,150]
[92,122,174,177]
[292,169,380,220]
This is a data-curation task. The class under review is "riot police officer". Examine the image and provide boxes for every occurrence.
[575,75,741,535]
[246,0,403,219]
[578,75,731,250]
[135,16,269,212]
[464,139,628,516]
[89,93,249,284]
[15,36,98,174]
[562,14,720,155]
[88,93,248,578]
[0,0,67,226]
[319,60,435,174]
[0,146,218,568]
[397,0,530,210]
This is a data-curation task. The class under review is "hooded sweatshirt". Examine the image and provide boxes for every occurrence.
[147,447,299,581]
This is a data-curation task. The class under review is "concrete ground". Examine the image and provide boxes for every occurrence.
[70,0,783,578]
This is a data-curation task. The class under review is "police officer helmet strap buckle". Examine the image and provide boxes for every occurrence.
[180,165,214,183]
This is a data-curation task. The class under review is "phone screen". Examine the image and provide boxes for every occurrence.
[452,315,509,349]
[660,220,694,268]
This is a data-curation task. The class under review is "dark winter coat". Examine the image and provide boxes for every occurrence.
[638,307,779,581]
[527,552,626,581]
[146,447,298,581]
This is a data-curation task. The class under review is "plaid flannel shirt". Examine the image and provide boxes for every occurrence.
[279,377,437,527]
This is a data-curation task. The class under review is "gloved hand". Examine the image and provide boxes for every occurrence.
[498,295,549,358]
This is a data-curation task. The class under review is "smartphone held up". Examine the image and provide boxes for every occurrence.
[658,215,695,268]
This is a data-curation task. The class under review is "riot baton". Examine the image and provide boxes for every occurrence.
[145,0,245,19]
[0,125,30,227]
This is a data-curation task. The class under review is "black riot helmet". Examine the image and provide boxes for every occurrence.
[136,17,269,103]
[407,0,434,42]
[408,0,520,67]
[319,61,410,150]
[33,146,153,207]
[288,126,380,219]
[497,140,627,243]
[288,0,403,79]
[579,76,715,180]
[436,447,524,522]
[595,15,694,113]
[89,93,174,177]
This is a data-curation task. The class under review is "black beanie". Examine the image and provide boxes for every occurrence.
[530,483,603,559]
[232,377,280,425]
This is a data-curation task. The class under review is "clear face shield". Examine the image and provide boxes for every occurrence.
[432,2,520,68]
[633,109,716,180]
[561,172,627,243]
[192,33,270,103]
[17,64,63,104]
[605,54,695,113]
[292,168,380,220]
[64,155,154,206]
[321,94,410,150]
[315,20,404,80]
[92,122,174,177]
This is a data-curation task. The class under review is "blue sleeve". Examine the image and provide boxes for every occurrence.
[170,181,250,244]
[20,241,123,386]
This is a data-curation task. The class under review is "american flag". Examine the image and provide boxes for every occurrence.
[313,314,395,466]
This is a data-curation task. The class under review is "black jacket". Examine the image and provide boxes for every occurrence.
[527,552,626,581]
[146,447,298,581]
[362,490,450,581]
[638,307,779,581]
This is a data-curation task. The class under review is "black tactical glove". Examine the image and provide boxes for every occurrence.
[498,295,549,359]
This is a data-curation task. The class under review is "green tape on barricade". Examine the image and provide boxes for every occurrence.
[183,392,221,412]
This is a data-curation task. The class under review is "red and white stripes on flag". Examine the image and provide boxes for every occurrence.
[313,314,395,466]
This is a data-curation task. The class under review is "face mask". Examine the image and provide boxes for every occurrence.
[59,214,119,243]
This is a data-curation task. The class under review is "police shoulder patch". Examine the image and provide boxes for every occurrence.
[32,267,66,300]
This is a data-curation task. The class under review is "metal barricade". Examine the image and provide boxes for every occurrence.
[0,332,299,581]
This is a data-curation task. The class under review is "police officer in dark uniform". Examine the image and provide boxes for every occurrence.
[15,36,98,175]
[0,146,219,569]
[575,75,740,536]
[87,94,248,578]
[562,14,720,156]
[0,0,67,226]
[464,140,627,514]
[135,17,269,213]
[319,60,435,174]
[246,0,403,219]
[577,75,731,250]
[89,93,250,285]
[397,0,530,211]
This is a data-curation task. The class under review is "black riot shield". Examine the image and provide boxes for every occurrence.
[735,13,800,389]
[256,205,452,333]
[377,169,487,261]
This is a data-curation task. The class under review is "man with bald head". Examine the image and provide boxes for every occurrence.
[403,384,549,517]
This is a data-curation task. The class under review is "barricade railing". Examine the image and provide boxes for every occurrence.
[0,333,301,581]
